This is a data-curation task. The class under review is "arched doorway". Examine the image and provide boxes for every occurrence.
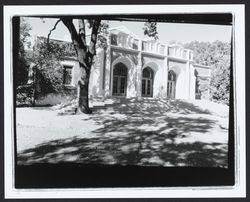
[112,62,128,96]
[142,67,154,97]
[167,70,176,98]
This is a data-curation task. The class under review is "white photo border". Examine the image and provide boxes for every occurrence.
[4,4,246,198]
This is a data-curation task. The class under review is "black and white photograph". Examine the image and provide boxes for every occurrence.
[3,4,246,198]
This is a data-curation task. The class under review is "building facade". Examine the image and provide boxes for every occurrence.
[36,26,211,105]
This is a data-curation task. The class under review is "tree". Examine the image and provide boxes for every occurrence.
[143,22,159,40]
[47,17,158,114]
[16,17,32,87]
[184,41,231,104]
[33,37,75,96]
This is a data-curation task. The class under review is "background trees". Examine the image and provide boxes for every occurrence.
[32,37,76,95]
[16,17,32,87]
[184,41,231,105]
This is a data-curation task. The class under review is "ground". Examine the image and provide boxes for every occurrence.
[16,98,229,167]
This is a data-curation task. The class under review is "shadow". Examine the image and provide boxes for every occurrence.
[30,106,54,110]
[18,99,227,167]
[91,98,211,115]
[18,117,226,168]
[18,132,227,167]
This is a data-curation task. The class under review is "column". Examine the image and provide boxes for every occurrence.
[136,39,142,98]
[162,45,169,98]
[104,34,112,98]
[186,50,191,99]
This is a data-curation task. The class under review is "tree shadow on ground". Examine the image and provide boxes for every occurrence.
[92,98,211,115]
[18,131,228,167]
[18,98,228,167]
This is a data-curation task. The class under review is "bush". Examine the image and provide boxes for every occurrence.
[16,84,34,106]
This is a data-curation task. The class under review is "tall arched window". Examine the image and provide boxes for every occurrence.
[167,70,176,98]
[142,67,154,97]
[112,62,128,96]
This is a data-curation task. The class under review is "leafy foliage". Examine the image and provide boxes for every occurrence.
[33,37,75,95]
[96,21,109,49]
[143,22,159,40]
[16,17,32,87]
[184,41,231,104]
[16,84,34,106]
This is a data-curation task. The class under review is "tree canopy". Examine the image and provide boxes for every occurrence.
[16,18,32,87]
[184,40,231,104]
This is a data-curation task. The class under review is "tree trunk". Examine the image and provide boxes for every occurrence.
[61,17,100,114]
[77,63,92,114]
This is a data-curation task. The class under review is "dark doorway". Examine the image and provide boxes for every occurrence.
[167,70,176,98]
[112,62,128,96]
[142,67,154,97]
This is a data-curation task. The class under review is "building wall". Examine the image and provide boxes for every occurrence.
[34,27,211,106]
[89,49,105,98]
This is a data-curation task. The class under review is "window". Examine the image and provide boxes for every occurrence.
[63,65,73,85]
[167,70,176,98]
[168,70,176,81]
[112,63,128,96]
[142,67,154,97]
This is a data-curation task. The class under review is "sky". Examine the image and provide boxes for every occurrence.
[25,17,232,46]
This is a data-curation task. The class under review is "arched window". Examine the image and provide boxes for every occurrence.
[112,63,128,96]
[142,67,154,97]
[167,70,176,98]
[168,70,176,81]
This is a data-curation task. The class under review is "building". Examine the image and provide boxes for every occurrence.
[34,26,211,105]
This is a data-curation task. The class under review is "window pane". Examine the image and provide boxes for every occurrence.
[147,80,151,95]
[113,77,118,94]
[63,66,72,85]
[168,71,176,81]
[120,77,126,94]
[114,63,127,76]
[143,67,153,79]
[142,80,145,95]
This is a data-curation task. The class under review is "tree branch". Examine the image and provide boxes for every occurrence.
[61,17,80,47]
[61,17,88,68]
[88,19,101,56]
[78,19,87,48]
[47,19,61,44]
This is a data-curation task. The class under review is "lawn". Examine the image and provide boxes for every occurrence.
[16,98,229,167]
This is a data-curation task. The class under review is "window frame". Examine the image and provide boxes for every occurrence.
[63,65,73,86]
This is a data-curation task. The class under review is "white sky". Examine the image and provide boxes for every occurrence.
[26,17,232,45]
